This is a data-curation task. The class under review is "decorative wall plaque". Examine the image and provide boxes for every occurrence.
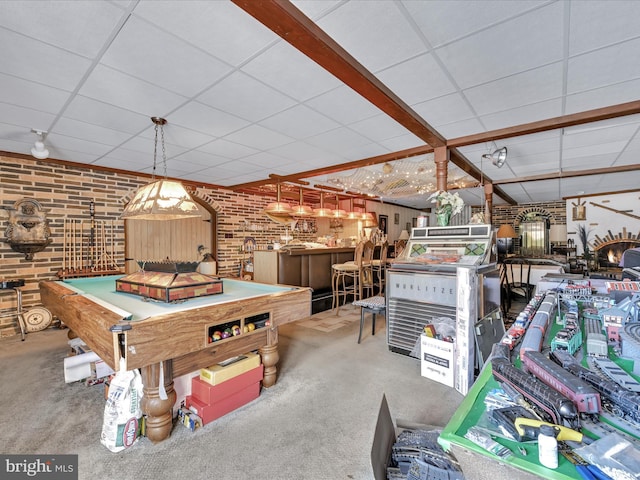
[3,198,52,260]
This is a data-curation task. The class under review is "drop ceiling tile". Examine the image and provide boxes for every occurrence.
[435,2,564,89]
[378,133,426,152]
[291,1,342,20]
[132,0,278,66]
[268,141,344,164]
[93,154,151,172]
[0,28,91,91]
[46,133,115,157]
[565,78,640,114]
[436,118,484,139]
[116,134,188,158]
[305,86,381,125]
[340,142,391,162]
[196,138,258,160]
[348,113,413,142]
[100,15,232,97]
[63,96,150,133]
[479,98,564,132]
[567,37,640,94]
[48,148,102,164]
[172,149,230,168]
[414,93,475,126]
[0,103,55,131]
[0,1,125,57]
[224,124,295,151]
[305,127,374,154]
[562,121,640,149]
[260,105,340,139]
[562,141,628,161]
[79,64,187,115]
[241,151,301,170]
[403,0,545,48]
[164,157,211,176]
[53,117,132,148]
[198,71,296,123]
[377,53,457,105]
[169,102,250,138]
[569,1,640,56]
[316,1,426,72]
[465,63,563,116]
[241,41,341,102]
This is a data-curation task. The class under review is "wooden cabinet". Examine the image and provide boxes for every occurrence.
[253,251,278,284]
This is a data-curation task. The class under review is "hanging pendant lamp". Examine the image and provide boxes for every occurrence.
[121,117,201,220]
[347,198,361,220]
[265,183,293,214]
[291,187,313,216]
[313,192,333,217]
[331,194,347,219]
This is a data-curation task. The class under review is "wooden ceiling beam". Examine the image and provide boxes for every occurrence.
[228,144,434,191]
[447,100,640,148]
[494,163,640,185]
[232,0,446,148]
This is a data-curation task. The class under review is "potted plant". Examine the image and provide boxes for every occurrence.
[428,190,464,226]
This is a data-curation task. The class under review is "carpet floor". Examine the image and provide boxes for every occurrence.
[0,304,465,480]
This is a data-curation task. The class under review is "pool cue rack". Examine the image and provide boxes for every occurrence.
[57,201,122,279]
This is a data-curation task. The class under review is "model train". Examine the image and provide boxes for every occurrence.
[519,291,558,354]
[550,350,640,423]
[490,343,580,429]
[521,350,601,417]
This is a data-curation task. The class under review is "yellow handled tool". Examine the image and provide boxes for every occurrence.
[514,417,586,443]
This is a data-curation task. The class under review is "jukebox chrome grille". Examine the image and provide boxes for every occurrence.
[387,297,456,355]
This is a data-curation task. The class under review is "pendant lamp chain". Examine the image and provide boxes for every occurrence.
[151,116,168,180]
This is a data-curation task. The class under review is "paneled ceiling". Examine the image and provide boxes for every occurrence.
[1,0,639,210]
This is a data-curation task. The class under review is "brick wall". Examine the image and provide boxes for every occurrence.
[1,154,566,337]
[0,155,305,337]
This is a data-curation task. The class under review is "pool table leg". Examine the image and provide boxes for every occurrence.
[140,361,177,443]
[259,343,279,387]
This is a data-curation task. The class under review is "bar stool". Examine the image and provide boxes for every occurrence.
[371,241,388,296]
[331,240,374,313]
[353,295,385,343]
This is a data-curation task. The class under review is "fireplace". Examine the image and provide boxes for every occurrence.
[596,242,639,268]
[592,229,640,270]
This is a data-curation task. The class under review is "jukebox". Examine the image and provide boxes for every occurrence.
[387,224,502,394]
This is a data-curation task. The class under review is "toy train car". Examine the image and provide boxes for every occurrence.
[519,291,557,354]
[521,351,601,417]
[491,355,580,429]
[584,316,608,357]
[550,350,640,423]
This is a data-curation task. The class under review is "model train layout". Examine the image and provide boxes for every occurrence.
[491,284,640,448]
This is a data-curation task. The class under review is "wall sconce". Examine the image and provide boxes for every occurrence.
[31,129,49,159]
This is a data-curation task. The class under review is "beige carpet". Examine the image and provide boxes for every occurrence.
[0,305,464,480]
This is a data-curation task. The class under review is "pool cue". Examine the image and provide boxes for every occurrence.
[62,219,66,274]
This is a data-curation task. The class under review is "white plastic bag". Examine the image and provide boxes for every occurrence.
[100,357,144,452]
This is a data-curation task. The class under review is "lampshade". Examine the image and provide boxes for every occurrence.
[121,179,201,220]
[549,224,567,243]
[346,198,361,220]
[121,117,201,220]
[496,224,517,238]
[362,211,377,228]
[313,192,333,217]
[331,195,346,219]
[398,229,410,240]
[265,184,293,215]
[291,188,313,216]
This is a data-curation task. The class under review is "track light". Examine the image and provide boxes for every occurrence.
[491,146,507,168]
[31,129,49,159]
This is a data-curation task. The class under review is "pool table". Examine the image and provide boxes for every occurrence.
[39,275,311,442]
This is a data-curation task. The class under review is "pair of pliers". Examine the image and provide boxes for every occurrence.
[559,448,612,480]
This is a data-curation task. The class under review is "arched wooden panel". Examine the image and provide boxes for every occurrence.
[124,203,213,273]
